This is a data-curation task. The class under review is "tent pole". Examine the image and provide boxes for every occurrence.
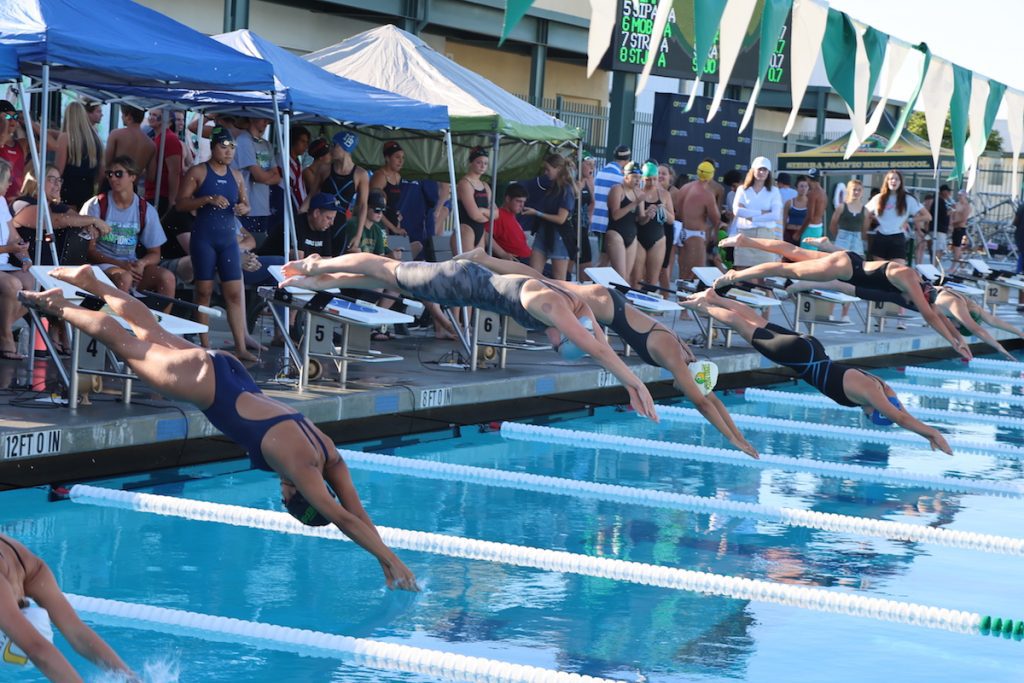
[20,76,57,265]
[35,66,53,265]
[575,141,582,281]
[930,169,939,264]
[485,133,500,258]
[445,130,462,254]
[271,97,293,349]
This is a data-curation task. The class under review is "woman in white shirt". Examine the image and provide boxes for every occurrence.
[865,169,930,264]
[732,156,783,267]
[0,159,33,361]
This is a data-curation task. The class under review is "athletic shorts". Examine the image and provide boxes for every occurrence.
[870,233,906,261]
[951,228,967,248]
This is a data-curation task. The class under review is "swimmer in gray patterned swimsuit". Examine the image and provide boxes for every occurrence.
[280,253,659,421]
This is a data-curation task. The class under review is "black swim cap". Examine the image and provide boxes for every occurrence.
[283,491,330,526]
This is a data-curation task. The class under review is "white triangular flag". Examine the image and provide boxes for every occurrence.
[1006,89,1024,200]
[637,0,676,93]
[783,0,828,137]
[587,0,619,77]
[919,57,954,175]
[860,39,910,148]
[708,0,758,122]
[964,75,994,191]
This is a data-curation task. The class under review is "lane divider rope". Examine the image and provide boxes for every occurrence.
[743,388,1024,428]
[65,594,618,683]
[655,405,1024,457]
[904,366,1024,387]
[887,381,1024,406]
[338,449,1024,555]
[66,485,1019,640]
[970,358,1024,372]
[497,422,1024,498]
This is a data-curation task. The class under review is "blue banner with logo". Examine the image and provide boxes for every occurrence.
[649,93,752,179]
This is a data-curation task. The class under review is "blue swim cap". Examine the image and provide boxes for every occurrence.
[870,396,904,426]
[557,317,594,360]
[284,490,330,527]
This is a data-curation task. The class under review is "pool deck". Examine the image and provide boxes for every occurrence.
[2,298,1022,488]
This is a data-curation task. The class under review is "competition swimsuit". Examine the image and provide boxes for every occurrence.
[749,323,859,407]
[382,176,402,228]
[458,182,490,245]
[842,251,897,291]
[200,352,331,472]
[605,289,691,368]
[323,166,357,213]
[607,192,638,247]
[191,163,241,282]
[395,260,549,331]
[0,536,28,607]
[637,195,666,250]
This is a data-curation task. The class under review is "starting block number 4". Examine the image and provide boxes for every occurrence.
[78,334,107,371]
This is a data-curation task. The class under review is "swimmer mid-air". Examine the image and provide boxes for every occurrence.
[682,289,953,454]
[20,266,418,592]
[712,233,972,360]
[0,533,137,681]
[453,248,758,457]
[280,252,659,422]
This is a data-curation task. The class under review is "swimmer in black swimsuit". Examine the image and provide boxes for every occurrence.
[20,266,418,592]
[455,248,758,457]
[711,233,972,360]
[0,533,137,679]
[683,289,952,454]
[280,252,659,422]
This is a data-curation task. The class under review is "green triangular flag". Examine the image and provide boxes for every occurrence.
[950,65,973,179]
[501,0,535,44]
[822,9,858,111]
[983,81,1007,142]
[862,26,887,108]
[756,0,791,84]
[694,0,728,78]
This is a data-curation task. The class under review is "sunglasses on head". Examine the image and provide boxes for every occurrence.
[216,141,236,149]
[106,170,127,179]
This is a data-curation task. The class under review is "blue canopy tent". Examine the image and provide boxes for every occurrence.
[0,0,277,263]
[0,43,17,80]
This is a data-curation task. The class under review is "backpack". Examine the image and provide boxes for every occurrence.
[96,192,147,227]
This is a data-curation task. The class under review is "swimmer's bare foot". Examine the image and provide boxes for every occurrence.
[803,236,834,249]
[19,288,71,317]
[224,345,259,362]
[243,333,267,352]
[51,264,100,291]
[717,234,740,249]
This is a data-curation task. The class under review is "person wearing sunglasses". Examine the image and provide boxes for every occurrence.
[80,156,175,302]
[177,126,256,361]
[0,101,29,203]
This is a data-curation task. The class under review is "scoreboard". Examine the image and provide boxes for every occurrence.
[602,0,791,90]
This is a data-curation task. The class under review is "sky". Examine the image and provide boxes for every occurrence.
[826,0,1024,91]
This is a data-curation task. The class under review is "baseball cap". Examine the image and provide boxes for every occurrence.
[696,161,715,181]
[368,189,388,211]
[805,167,820,179]
[210,126,234,147]
[332,131,358,152]
[383,140,403,156]
[613,144,632,160]
[308,193,339,212]
[308,138,329,159]
[641,161,659,178]
[0,100,17,114]
[776,172,792,184]
[751,156,772,172]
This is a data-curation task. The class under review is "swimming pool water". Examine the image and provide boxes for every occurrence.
[1,357,1022,681]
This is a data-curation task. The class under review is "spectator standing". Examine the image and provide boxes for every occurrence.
[53,101,103,210]
[591,144,631,262]
[828,178,869,255]
[454,146,494,254]
[82,155,174,299]
[524,154,577,280]
[369,141,407,237]
[0,159,32,361]
[950,190,972,263]
[232,117,281,252]
[864,169,930,265]
[673,161,720,281]
[604,162,644,280]
[932,184,954,261]
[800,168,827,250]
[632,161,672,288]
[731,156,783,268]
[398,178,447,261]
[782,175,809,245]
[287,125,311,211]
[776,172,797,206]
[307,132,369,250]
[176,126,255,361]
[0,101,29,203]
[575,153,596,273]
[656,163,677,289]
[105,105,155,192]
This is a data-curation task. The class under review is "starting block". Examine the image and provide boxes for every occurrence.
[793,288,861,335]
[584,267,682,313]
[691,266,783,348]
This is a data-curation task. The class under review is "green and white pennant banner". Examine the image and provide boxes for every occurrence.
[498,0,1024,190]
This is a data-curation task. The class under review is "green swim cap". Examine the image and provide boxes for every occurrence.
[642,161,659,178]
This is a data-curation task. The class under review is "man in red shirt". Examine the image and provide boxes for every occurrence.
[486,182,532,261]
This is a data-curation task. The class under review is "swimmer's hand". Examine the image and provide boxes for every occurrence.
[713,270,737,294]
[382,558,420,592]
[734,437,760,459]
[279,274,331,291]
[928,429,953,456]
[953,338,973,361]
[627,383,659,423]
[282,253,323,278]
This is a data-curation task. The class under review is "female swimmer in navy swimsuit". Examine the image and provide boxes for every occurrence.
[20,266,418,592]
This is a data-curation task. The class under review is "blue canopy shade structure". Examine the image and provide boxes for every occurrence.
[0,43,17,80]
[0,0,275,91]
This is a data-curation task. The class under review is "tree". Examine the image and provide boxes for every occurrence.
[906,111,1003,152]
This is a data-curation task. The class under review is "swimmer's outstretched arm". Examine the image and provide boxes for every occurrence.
[975,305,1024,344]
[944,295,1014,360]
[904,281,973,360]
[846,374,952,455]
[0,564,137,682]
[672,369,759,458]
[455,247,542,279]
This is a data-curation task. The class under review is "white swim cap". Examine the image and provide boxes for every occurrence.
[688,360,719,395]
[557,317,595,360]
[2,601,54,667]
